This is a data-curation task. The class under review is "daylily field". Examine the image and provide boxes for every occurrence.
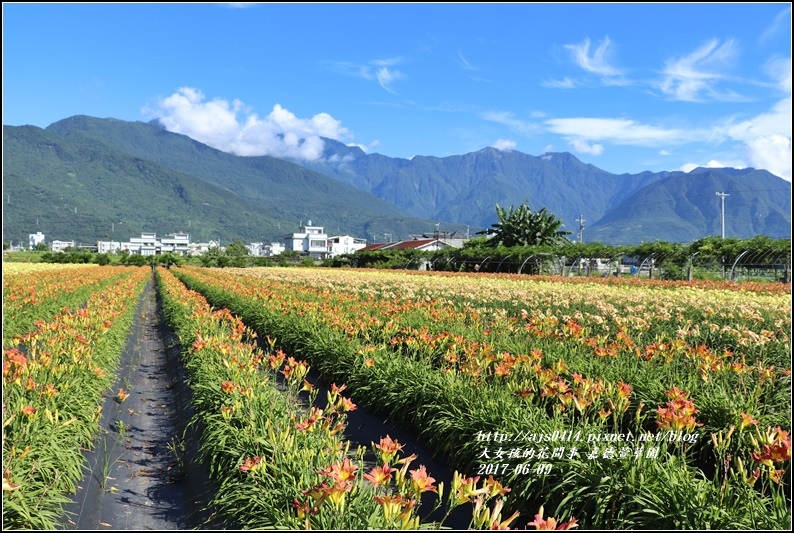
[3,263,791,529]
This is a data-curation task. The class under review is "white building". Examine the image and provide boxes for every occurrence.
[121,232,191,256]
[97,241,122,254]
[244,242,284,257]
[245,242,264,256]
[285,221,328,259]
[187,241,220,256]
[328,235,368,257]
[51,240,76,253]
[160,232,190,255]
[125,232,158,256]
[29,232,45,250]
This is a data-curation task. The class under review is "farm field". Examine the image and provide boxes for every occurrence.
[3,265,151,528]
[3,263,791,530]
[172,265,792,529]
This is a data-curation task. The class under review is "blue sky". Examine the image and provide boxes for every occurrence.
[3,2,791,180]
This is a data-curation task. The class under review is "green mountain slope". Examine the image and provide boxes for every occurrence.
[2,125,293,244]
[587,168,792,244]
[5,115,790,247]
[299,138,790,244]
[301,140,665,229]
[9,116,473,244]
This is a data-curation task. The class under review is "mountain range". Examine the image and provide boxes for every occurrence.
[295,138,791,244]
[2,115,791,247]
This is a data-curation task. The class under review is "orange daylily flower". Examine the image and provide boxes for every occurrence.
[364,463,395,488]
[319,457,358,483]
[738,411,759,431]
[375,434,404,463]
[409,464,437,493]
[527,506,578,530]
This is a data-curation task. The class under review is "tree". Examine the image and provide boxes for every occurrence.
[225,240,250,257]
[478,201,572,247]
[33,242,49,251]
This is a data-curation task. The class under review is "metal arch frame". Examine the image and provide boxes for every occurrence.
[553,254,566,276]
[568,255,584,276]
[605,253,624,277]
[429,255,458,272]
[729,250,752,281]
[518,255,534,275]
[636,255,654,278]
[517,252,562,275]
[496,253,513,273]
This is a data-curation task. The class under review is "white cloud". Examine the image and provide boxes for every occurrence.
[492,139,516,151]
[659,150,672,156]
[681,159,746,173]
[541,77,577,89]
[325,58,405,93]
[657,38,741,102]
[762,56,792,94]
[481,110,541,135]
[719,96,792,180]
[457,52,476,71]
[569,138,604,156]
[745,134,791,180]
[564,36,622,77]
[143,87,350,161]
[545,117,687,146]
[346,140,380,153]
[375,67,403,93]
[759,6,791,44]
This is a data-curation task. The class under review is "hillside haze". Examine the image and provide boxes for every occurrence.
[3,115,791,247]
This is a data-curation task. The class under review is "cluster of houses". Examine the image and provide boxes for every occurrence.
[24,221,470,260]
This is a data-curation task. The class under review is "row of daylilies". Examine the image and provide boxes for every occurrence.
[3,264,128,345]
[2,266,150,529]
[155,266,545,529]
[172,265,790,529]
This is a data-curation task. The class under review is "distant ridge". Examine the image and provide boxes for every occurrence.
[291,136,790,243]
[3,117,471,245]
[2,115,790,246]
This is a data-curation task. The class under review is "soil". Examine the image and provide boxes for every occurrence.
[61,277,215,530]
[60,274,471,530]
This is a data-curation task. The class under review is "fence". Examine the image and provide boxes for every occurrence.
[421,248,791,282]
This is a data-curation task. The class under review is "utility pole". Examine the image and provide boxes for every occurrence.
[716,192,729,239]
[576,215,586,244]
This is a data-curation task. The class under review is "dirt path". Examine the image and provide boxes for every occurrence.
[62,277,213,530]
